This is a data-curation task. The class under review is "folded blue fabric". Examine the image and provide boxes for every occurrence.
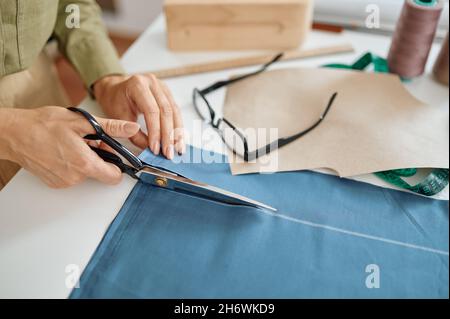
[71,147,449,299]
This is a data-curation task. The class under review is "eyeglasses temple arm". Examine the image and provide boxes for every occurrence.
[278,92,338,144]
[200,53,284,95]
[245,92,338,162]
[320,92,337,119]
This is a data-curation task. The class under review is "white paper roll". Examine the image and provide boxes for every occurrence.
[314,0,449,37]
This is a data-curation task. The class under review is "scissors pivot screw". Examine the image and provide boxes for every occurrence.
[154,177,169,188]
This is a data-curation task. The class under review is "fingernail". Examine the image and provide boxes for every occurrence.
[174,142,181,155]
[176,141,186,155]
[124,122,139,134]
[165,145,174,160]
[151,141,160,155]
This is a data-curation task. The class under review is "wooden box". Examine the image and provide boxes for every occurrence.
[164,0,314,51]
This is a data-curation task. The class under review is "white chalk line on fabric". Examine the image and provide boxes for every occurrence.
[260,210,449,257]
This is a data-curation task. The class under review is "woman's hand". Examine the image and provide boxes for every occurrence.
[0,106,140,189]
[93,74,185,159]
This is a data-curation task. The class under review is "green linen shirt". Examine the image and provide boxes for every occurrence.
[0,0,125,87]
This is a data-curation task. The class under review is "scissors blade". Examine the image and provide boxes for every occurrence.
[139,166,277,212]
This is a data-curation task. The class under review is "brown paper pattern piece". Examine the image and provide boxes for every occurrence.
[224,68,449,177]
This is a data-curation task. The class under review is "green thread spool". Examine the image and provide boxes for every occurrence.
[414,0,438,7]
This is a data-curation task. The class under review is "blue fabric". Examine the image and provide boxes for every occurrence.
[71,146,449,299]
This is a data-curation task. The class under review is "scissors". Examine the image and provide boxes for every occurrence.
[68,107,276,212]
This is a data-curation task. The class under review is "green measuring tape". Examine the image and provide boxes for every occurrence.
[325,52,390,73]
[375,169,449,197]
[324,53,449,197]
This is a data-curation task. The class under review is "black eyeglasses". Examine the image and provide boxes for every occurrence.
[193,53,338,162]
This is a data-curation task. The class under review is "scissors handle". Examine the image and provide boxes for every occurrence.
[90,147,140,180]
[69,107,144,169]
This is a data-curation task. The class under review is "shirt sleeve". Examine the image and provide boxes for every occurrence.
[53,0,125,88]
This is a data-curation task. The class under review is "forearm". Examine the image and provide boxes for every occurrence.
[53,0,125,87]
[0,108,18,161]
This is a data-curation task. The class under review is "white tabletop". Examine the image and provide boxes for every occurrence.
[0,15,448,298]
